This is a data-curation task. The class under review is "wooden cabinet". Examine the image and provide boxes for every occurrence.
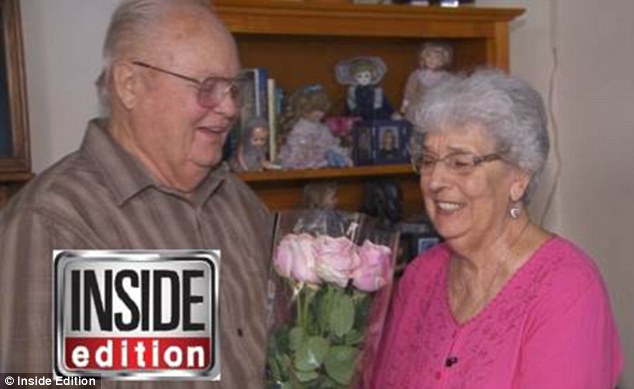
[213,1,524,214]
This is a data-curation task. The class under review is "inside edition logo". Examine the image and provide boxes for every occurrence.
[53,250,219,380]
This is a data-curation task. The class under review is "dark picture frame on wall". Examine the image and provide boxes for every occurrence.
[0,0,30,179]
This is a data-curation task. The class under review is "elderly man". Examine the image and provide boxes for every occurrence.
[0,0,272,387]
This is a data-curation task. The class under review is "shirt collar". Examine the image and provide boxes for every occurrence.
[80,118,228,208]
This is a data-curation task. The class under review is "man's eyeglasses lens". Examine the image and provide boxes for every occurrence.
[132,61,246,108]
[198,76,247,108]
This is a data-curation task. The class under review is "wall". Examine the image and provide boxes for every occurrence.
[481,0,634,386]
[20,0,118,172]
[555,2,634,386]
[20,0,634,386]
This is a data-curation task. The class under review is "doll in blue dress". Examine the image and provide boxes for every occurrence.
[335,56,395,122]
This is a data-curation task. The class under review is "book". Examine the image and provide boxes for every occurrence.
[239,67,269,134]
[267,78,277,162]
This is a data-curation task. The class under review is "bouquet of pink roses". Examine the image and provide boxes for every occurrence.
[266,210,398,388]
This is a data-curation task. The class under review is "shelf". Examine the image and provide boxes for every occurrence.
[0,171,33,183]
[215,2,524,110]
[213,2,524,39]
[239,164,423,214]
[213,2,523,213]
[238,164,415,183]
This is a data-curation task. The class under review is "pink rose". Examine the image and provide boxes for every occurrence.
[352,240,392,292]
[274,233,321,284]
[314,236,360,288]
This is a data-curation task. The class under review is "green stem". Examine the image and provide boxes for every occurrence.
[303,291,309,333]
[326,286,334,339]
[296,285,303,329]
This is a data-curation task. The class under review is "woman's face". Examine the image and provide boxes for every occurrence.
[420,124,528,251]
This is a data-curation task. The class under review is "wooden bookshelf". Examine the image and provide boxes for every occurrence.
[213,1,524,213]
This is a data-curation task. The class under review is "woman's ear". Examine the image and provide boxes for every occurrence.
[112,61,138,109]
[509,169,531,203]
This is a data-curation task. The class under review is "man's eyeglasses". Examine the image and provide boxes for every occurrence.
[411,152,501,176]
[131,61,247,108]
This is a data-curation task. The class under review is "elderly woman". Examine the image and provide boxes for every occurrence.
[374,70,622,388]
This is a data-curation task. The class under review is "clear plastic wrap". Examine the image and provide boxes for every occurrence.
[266,210,399,388]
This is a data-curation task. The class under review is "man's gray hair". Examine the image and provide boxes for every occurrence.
[96,0,213,114]
[410,69,549,204]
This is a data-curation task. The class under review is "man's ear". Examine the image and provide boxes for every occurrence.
[112,61,138,109]
[510,169,531,203]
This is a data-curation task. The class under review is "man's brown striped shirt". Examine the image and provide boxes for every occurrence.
[0,119,274,388]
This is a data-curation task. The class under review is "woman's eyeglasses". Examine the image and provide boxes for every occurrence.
[411,152,501,176]
[132,61,247,108]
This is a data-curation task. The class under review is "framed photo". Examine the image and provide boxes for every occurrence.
[352,122,374,166]
[352,120,411,166]
[224,68,269,162]
[0,0,30,176]
[375,122,407,164]
[417,236,440,254]
[397,220,440,265]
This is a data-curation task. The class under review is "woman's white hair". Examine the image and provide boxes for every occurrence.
[95,0,213,115]
[409,69,549,204]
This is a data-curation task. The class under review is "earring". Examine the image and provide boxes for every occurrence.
[509,204,521,220]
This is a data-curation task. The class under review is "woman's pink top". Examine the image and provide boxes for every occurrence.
[373,236,623,389]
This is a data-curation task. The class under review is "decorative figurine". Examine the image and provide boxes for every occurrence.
[335,56,395,121]
[228,116,275,172]
[400,41,453,120]
[302,182,339,210]
[359,179,403,226]
[277,84,352,170]
[296,181,348,236]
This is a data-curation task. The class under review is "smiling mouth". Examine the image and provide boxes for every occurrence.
[197,125,226,134]
[435,201,464,213]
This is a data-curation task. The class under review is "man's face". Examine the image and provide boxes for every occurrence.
[129,11,240,188]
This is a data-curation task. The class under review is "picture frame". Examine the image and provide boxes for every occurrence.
[417,236,440,254]
[352,121,374,166]
[396,219,440,266]
[352,119,411,166]
[375,121,408,164]
[225,68,268,162]
[0,0,30,177]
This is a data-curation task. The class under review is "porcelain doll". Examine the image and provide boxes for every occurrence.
[228,117,274,172]
[335,56,395,121]
[277,85,352,170]
[400,41,453,120]
[296,181,348,236]
[302,182,339,210]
